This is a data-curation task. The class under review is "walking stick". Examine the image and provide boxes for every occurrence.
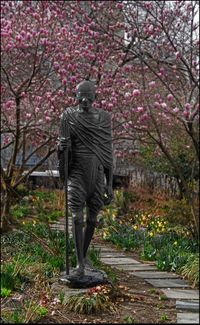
[60,114,70,276]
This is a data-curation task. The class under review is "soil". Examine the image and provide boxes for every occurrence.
[38,235,177,324]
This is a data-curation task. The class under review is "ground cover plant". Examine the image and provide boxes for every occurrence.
[98,188,199,288]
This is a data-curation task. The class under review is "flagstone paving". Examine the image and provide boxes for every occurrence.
[97,247,199,323]
[132,271,180,279]
[176,300,199,311]
[145,278,190,288]
[177,312,199,324]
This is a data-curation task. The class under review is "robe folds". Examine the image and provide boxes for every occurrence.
[58,107,113,214]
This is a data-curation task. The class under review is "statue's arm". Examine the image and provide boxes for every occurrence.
[57,112,71,182]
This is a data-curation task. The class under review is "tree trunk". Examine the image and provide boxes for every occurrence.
[1,189,12,233]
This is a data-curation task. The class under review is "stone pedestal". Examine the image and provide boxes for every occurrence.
[58,268,111,288]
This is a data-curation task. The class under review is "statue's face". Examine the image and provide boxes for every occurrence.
[76,80,95,111]
[78,95,91,110]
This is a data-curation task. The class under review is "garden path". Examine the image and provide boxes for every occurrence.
[50,218,199,324]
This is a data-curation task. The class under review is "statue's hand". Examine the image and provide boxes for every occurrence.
[58,137,71,151]
[103,185,113,205]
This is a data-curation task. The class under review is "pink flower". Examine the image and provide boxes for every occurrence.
[137,106,144,113]
[175,51,181,59]
[35,107,40,113]
[185,103,191,110]
[124,92,131,99]
[45,116,51,122]
[173,107,179,113]
[161,103,168,109]
[116,3,123,9]
[183,110,189,118]
[70,76,76,83]
[132,89,140,97]
[154,102,160,108]
[167,94,173,101]
[26,113,31,118]
[149,81,156,88]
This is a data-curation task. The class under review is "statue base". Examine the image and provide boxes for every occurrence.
[59,268,111,288]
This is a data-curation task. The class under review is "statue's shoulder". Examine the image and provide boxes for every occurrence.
[60,107,77,120]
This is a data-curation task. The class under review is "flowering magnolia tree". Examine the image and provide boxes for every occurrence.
[1,0,199,235]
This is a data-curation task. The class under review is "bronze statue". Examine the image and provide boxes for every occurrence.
[57,79,113,283]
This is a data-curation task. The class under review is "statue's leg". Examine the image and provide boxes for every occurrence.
[83,208,97,261]
[71,210,85,277]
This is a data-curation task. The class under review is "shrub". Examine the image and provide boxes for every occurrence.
[64,285,117,314]
[180,254,199,287]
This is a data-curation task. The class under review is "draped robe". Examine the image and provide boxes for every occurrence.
[58,107,113,213]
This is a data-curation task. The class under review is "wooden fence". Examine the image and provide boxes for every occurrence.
[114,164,180,197]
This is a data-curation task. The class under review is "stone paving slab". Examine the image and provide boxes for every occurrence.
[177,312,199,323]
[132,271,180,279]
[100,257,140,264]
[176,300,199,311]
[93,246,119,252]
[99,253,130,258]
[116,264,157,271]
[161,289,199,300]
[145,278,190,288]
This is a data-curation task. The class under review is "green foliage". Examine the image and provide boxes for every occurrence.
[160,314,168,321]
[100,189,199,285]
[2,300,48,323]
[180,254,199,287]
[141,233,198,272]
[15,184,30,198]
[1,254,30,292]
[10,205,31,219]
[47,210,63,222]
[33,190,55,201]
[122,315,135,323]
[1,287,12,298]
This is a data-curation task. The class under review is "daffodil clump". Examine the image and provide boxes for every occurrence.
[133,212,169,237]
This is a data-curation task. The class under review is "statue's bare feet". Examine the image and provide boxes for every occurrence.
[83,258,98,272]
[70,266,84,278]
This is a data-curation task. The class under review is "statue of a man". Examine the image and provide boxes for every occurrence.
[57,79,113,278]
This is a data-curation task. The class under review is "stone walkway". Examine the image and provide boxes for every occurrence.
[50,219,199,324]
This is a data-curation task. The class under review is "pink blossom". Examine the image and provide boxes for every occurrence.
[167,94,173,101]
[161,102,167,109]
[35,107,40,113]
[149,81,156,88]
[175,51,181,59]
[124,92,131,99]
[185,103,191,110]
[137,106,144,113]
[154,102,160,108]
[45,116,51,122]
[183,110,189,118]
[62,79,67,85]
[26,113,31,118]
[132,89,140,97]
[116,3,123,9]
[70,76,76,83]
[141,113,148,121]
[173,107,179,113]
